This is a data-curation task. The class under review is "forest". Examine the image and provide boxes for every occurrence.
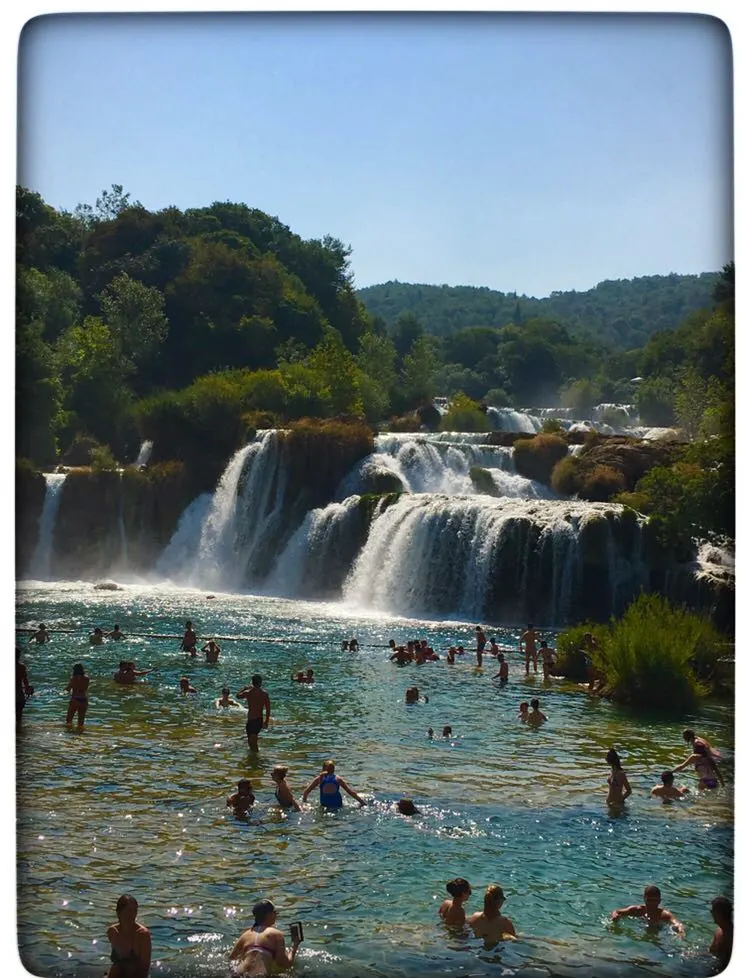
[16,185,733,510]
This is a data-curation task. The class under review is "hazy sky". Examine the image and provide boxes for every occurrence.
[18,12,732,297]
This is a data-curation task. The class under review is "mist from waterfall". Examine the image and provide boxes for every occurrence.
[28,473,67,580]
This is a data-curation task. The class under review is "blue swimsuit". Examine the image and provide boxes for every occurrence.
[319,773,343,809]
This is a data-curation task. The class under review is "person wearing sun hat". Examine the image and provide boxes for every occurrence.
[468,885,516,946]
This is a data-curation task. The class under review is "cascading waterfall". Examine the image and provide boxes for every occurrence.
[342,494,648,623]
[28,473,67,580]
[117,472,128,569]
[486,406,543,434]
[133,440,153,468]
[158,430,288,591]
[265,495,364,599]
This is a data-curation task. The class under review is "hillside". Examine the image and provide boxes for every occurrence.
[357,273,720,350]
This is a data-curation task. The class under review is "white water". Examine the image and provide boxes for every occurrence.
[117,473,128,569]
[133,440,153,467]
[28,473,67,580]
[486,406,542,433]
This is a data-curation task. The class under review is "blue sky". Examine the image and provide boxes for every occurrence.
[18,12,732,297]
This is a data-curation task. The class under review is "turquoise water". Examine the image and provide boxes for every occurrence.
[16,581,733,978]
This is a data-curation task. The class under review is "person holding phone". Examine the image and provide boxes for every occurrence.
[229,899,300,974]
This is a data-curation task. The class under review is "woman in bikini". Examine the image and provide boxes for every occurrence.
[65,663,90,731]
[271,765,302,811]
[107,894,151,978]
[673,741,725,790]
[606,748,632,809]
[229,899,300,975]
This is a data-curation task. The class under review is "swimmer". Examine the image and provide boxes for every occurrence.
[468,885,516,946]
[181,620,197,656]
[113,661,152,685]
[405,686,428,704]
[489,637,500,656]
[518,702,529,722]
[672,741,725,790]
[606,748,632,808]
[28,623,50,644]
[446,647,456,664]
[271,765,302,811]
[348,638,359,652]
[108,624,125,640]
[390,646,412,665]
[106,893,151,978]
[475,625,487,666]
[302,759,365,809]
[682,728,721,759]
[427,727,434,739]
[492,654,509,682]
[216,687,240,709]
[89,627,104,646]
[611,884,685,936]
[304,668,314,683]
[539,640,556,680]
[520,623,539,675]
[226,779,255,817]
[229,899,300,975]
[528,698,547,725]
[442,725,452,738]
[16,647,34,732]
[65,663,90,730]
[456,645,465,656]
[179,677,197,695]
[396,798,420,816]
[238,675,271,751]
[651,771,689,801]
[203,639,220,663]
[438,878,472,927]
[709,896,733,968]
[292,671,305,682]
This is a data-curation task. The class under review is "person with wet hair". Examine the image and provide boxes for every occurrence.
[202,639,221,663]
[650,771,689,801]
[438,878,472,926]
[179,677,197,695]
[106,894,151,978]
[229,899,300,974]
[528,698,547,726]
[301,759,365,809]
[682,728,720,758]
[709,896,733,967]
[396,798,420,816]
[673,740,725,790]
[65,663,90,730]
[28,623,50,644]
[442,725,453,738]
[611,884,685,935]
[181,620,197,656]
[468,885,516,945]
[271,765,302,811]
[216,687,240,709]
[606,748,632,809]
[227,778,255,817]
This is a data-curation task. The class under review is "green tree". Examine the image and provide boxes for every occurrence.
[98,273,168,365]
[398,335,440,408]
[306,327,364,416]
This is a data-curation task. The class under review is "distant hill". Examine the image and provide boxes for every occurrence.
[357,272,720,349]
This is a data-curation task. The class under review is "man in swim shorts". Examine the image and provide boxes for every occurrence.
[520,623,539,675]
[238,674,271,751]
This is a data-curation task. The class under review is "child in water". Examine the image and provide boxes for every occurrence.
[439,878,472,926]
[227,779,255,816]
[271,765,302,811]
[216,687,239,708]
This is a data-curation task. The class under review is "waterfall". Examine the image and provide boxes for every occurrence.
[117,473,128,569]
[133,440,153,468]
[28,473,67,580]
[158,430,288,591]
[265,495,364,599]
[156,493,214,579]
[485,407,543,434]
[342,494,647,623]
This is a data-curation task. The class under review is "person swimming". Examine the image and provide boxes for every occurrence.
[217,687,240,708]
[438,877,472,927]
[396,798,420,816]
[611,884,685,936]
[271,765,302,811]
[227,779,255,817]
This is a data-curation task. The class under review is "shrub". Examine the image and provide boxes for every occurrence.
[550,456,580,496]
[554,623,607,680]
[90,445,118,472]
[440,393,491,433]
[61,434,101,467]
[579,464,626,502]
[541,418,565,434]
[388,413,421,432]
[597,593,723,712]
[600,407,630,427]
[485,387,511,408]
[469,466,499,496]
[513,433,568,485]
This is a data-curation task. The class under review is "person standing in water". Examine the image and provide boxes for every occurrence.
[16,648,34,732]
[520,623,539,675]
[528,698,547,725]
[611,884,685,936]
[438,878,472,927]
[229,899,300,975]
[226,779,255,817]
[539,640,555,680]
[181,621,197,655]
[238,674,271,751]
[651,771,689,801]
[108,624,125,640]
[179,677,197,695]
[709,896,733,968]
[468,885,516,945]
[89,627,104,646]
[106,893,151,978]
[28,623,50,644]
[606,748,632,809]
[475,625,487,666]
[672,741,725,790]
[203,639,221,663]
[271,765,302,811]
[301,759,365,809]
[65,663,90,730]
[492,654,509,683]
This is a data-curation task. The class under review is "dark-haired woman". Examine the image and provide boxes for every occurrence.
[107,894,151,978]
[229,899,300,975]
[65,663,90,731]
[439,878,472,927]
[606,748,632,809]
[673,741,725,790]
